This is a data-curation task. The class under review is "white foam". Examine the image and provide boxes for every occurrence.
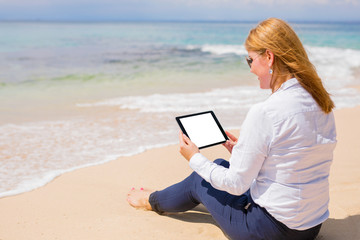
[305,45,360,88]
[186,43,360,89]
[331,87,360,109]
[186,44,247,56]
[0,117,178,199]
[77,86,269,113]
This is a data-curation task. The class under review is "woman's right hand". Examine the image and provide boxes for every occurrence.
[222,130,238,154]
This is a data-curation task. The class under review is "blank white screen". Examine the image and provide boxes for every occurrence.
[179,113,226,148]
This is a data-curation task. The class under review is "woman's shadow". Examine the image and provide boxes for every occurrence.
[317,215,360,240]
[166,205,360,240]
[165,204,217,225]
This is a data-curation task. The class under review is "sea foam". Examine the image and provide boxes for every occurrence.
[186,43,360,89]
[186,44,248,56]
[77,86,268,112]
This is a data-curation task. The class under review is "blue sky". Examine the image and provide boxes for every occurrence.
[0,0,359,22]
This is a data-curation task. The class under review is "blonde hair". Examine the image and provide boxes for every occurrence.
[245,18,334,114]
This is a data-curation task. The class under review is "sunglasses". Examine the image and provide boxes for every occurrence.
[245,55,260,68]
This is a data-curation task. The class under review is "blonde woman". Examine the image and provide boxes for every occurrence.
[127,18,336,240]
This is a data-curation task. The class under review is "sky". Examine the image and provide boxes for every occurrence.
[0,0,359,22]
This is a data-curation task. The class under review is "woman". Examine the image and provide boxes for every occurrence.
[127,18,337,240]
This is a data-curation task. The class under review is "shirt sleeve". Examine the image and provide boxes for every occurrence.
[189,103,273,195]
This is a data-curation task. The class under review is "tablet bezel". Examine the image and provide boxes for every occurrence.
[176,110,228,149]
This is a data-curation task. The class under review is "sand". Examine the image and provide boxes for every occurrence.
[0,106,359,240]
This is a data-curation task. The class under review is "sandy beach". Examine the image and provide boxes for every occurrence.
[0,105,359,240]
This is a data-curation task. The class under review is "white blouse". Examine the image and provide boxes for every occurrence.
[189,78,337,230]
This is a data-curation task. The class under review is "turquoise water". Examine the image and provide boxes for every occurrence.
[1,21,360,198]
[296,22,360,50]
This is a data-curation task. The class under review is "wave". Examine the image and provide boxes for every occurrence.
[0,119,177,199]
[185,44,360,89]
[305,45,360,87]
[77,85,360,113]
[331,88,360,109]
[185,44,248,56]
[77,86,269,112]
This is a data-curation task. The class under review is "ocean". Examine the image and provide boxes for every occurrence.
[1,21,360,198]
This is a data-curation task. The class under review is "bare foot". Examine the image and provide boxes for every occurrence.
[127,188,152,211]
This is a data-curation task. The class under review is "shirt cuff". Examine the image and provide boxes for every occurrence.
[189,152,209,172]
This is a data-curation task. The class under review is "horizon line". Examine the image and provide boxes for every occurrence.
[1,19,360,24]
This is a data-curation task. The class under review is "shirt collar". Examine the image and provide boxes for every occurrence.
[275,78,299,93]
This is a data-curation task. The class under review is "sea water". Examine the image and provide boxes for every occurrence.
[1,21,360,198]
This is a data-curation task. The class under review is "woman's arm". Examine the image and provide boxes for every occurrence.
[189,103,273,195]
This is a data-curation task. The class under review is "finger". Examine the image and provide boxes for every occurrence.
[225,130,238,142]
[182,133,191,143]
[180,131,192,146]
[179,130,185,145]
[225,130,236,140]
[222,142,232,152]
[222,141,230,149]
[226,140,234,148]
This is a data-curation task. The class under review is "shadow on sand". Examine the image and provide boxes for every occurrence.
[165,205,360,240]
[165,204,217,225]
[317,215,360,240]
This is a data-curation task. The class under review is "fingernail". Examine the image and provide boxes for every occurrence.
[140,187,144,190]
[131,187,135,190]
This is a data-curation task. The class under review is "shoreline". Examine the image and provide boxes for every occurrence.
[0,141,178,199]
[0,107,359,239]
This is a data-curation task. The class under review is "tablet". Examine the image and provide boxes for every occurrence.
[176,111,228,149]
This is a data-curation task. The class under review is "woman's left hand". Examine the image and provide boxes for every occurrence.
[222,130,238,154]
[179,130,200,161]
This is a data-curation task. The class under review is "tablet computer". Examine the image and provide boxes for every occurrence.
[176,111,228,149]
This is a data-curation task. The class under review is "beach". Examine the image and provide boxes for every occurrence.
[0,106,359,240]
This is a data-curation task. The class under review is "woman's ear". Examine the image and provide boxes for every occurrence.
[265,49,274,67]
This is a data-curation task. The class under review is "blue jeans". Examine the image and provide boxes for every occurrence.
[149,159,321,240]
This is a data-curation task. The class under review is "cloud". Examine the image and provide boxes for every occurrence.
[0,0,359,10]
[0,0,358,6]
[0,0,359,21]
[151,0,360,6]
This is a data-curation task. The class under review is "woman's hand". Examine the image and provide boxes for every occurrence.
[222,130,238,154]
[179,130,200,161]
